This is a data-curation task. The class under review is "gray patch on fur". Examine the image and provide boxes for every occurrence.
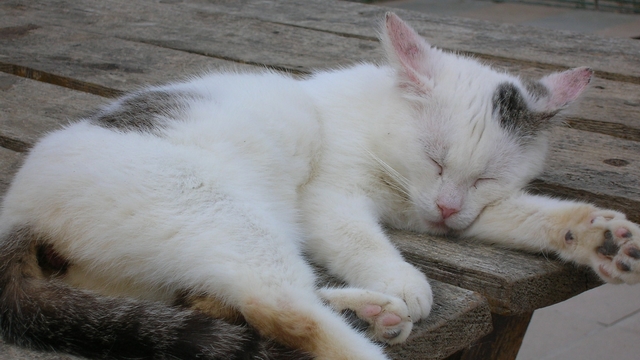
[90,89,200,134]
[492,82,555,142]
[522,79,549,101]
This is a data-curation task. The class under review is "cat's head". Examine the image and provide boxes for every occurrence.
[380,13,592,233]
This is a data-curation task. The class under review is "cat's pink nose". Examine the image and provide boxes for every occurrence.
[438,204,459,220]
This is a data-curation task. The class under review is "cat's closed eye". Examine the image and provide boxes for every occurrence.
[473,178,496,189]
[429,158,443,176]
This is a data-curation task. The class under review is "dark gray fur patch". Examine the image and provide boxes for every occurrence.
[492,82,555,142]
[90,89,199,134]
[0,226,312,360]
[522,79,550,101]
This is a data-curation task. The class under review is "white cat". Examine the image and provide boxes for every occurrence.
[1,13,638,360]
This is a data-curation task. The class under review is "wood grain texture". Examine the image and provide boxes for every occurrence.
[0,0,383,74]
[177,0,640,82]
[0,25,253,95]
[390,229,602,315]
[387,281,492,359]
[542,127,640,222]
[0,73,105,151]
[446,312,533,360]
[2,0,638,136]
[0,147,23,196]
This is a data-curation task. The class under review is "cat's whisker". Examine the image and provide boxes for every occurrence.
[362,148,412,198]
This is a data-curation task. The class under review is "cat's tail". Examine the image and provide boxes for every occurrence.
[0,226,311,360]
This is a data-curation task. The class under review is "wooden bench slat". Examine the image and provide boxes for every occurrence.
[176,0,640,82]
[0,1,382,74]
[388,281,491,359]
[3,0,640,140]
[543,127,640,222]
[0,147,24,195]
[390,229,602,315]
[0,73,105,151]
[0,25,256,95]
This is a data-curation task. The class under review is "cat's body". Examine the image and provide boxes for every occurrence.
[1,13,640,360]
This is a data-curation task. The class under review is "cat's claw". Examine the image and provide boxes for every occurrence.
[569,210,640,284]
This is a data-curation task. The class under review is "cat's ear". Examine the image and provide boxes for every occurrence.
[538,67,593,111]
[381,13,435,94]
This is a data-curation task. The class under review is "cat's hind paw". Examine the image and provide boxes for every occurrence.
[565,209,640,284]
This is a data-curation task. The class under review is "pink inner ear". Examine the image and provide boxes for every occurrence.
[384,13,432,89]
[541,67,593,110]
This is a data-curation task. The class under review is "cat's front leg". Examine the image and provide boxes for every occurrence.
[302,191,433,323]
[464,192,640,284]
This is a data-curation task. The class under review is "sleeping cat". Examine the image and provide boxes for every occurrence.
[1,12,639,360]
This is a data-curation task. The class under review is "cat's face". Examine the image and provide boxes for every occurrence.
[381,13,592,234]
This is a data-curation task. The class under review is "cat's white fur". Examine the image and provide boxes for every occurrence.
[1,13,639,360]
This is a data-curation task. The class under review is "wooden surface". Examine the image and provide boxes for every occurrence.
[1,0,639,359]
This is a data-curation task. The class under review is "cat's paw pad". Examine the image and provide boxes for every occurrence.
[354,296,412,344]
[568,210,640,284]
[318,287,413,344]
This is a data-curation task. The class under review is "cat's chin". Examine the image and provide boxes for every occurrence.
[425,220,451,235]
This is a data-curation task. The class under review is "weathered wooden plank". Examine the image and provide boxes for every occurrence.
[4,1,638,143]
[542,126,640,222]
[178,0,640,83]
[0,1,382,74]
[0,72,105,151]
[0,147,23,196]
[3,0,639,142]
[388,281,492,359]
[447,312,533,360]
[390,229,602,315]
[0,24,256,95]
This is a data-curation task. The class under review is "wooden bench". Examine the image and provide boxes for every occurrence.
[1,0,638,359]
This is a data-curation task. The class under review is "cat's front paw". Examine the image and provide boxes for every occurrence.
[564,209,640,284]
[318,288,413,344]
[370,262,433,321]
[355,293,413,345]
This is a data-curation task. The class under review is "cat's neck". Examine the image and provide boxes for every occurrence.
[304,64,419,160]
